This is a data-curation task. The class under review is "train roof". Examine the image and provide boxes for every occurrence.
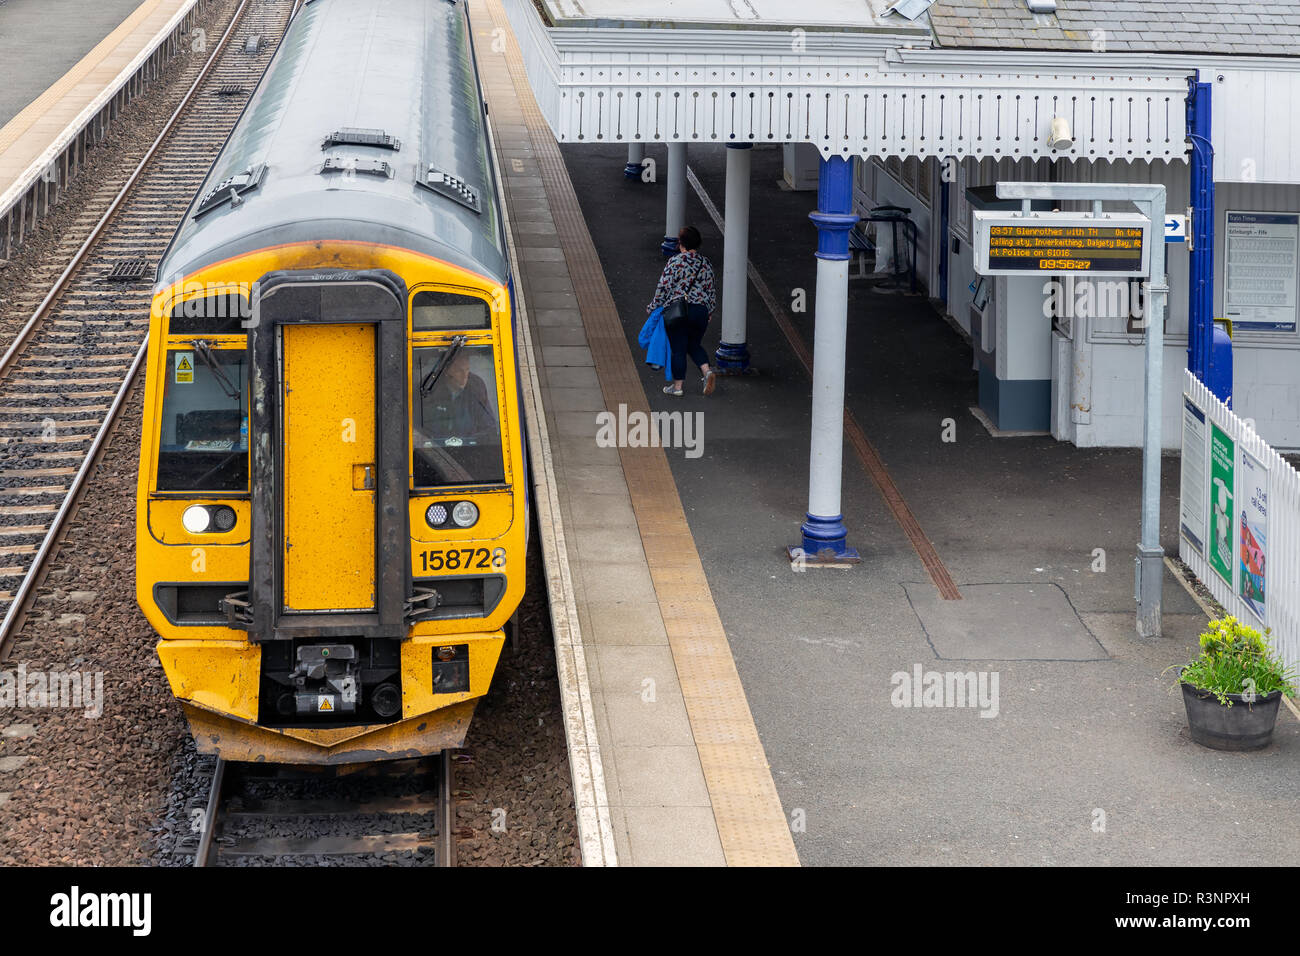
[158,0,507,289]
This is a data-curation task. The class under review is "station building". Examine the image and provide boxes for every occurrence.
[845,1,1300,450]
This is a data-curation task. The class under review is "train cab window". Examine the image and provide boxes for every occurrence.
[156,346,249,492]
[412,290,490,331]
[412,344,504,486]
[168,293,250,335]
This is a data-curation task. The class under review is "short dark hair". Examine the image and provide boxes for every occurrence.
[678,225,702,251]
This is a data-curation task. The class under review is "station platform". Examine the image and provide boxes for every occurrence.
[0,0,196,215]
[558,144,1300,865]
[472,0,798,866]
[478,2,1300,865]
[0,0,170,128]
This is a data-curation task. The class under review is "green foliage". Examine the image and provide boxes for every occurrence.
[1177,616,1297,706]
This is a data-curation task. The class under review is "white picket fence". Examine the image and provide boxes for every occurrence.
[1180,370,1300,676]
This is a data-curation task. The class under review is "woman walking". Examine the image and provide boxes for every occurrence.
[647,225,717,396]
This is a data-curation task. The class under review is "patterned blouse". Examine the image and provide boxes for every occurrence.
[647,250,717,315]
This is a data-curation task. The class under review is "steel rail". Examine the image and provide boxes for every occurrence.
[0,0,257,657]
[194,757,228,868]
[0,0,252,383]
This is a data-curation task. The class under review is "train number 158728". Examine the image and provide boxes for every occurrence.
[419,547,506,573]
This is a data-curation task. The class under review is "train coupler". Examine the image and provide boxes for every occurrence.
[287,644,359,717]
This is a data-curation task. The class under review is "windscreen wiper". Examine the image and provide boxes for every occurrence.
[419,335,467,397]
[191,339,242,400]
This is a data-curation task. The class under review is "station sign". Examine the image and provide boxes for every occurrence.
[973,211,1151,278]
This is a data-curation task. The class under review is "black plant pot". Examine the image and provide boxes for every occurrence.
[1181,682,1283,751]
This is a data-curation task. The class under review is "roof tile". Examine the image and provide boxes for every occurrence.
[927,0,1300,55]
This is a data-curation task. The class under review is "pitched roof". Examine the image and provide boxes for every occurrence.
[927,1,1300,56]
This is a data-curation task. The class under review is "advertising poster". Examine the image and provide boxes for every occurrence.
[1238,450,1268,622]
[1208,423,1235,586]
[1179,396,1207,554]
[1224,211,1299,332]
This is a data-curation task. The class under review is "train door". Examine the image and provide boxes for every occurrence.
[281,323,376,611]
[245,270,411,641]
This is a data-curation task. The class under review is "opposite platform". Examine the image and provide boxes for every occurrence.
[0,0,199,218]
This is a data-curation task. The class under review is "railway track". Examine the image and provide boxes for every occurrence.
[0,0,300,658]
[193,752,459,867]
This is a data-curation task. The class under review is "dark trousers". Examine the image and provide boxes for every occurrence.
[666,304,709,380]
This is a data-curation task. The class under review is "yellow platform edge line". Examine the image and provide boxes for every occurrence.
[477,0,800,867]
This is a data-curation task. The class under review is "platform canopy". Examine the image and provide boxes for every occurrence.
[502,0,1191,164]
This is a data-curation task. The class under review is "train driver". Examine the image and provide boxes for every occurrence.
[425,349,496,441]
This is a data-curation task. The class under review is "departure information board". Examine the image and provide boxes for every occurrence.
[973,212,1151,278]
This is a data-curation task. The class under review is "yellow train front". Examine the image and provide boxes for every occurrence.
[135,0,526,764]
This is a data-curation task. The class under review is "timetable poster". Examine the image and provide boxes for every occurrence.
[1224,211,1299,332]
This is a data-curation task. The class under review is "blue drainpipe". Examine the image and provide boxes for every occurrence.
[1186,74,1222,398]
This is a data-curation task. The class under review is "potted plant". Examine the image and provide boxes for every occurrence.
[1176,616,1296,751]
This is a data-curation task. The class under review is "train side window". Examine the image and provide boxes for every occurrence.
[412,344,505,486]
[156,347,248,492]
[412,290,490,331]
[168,293,250,334]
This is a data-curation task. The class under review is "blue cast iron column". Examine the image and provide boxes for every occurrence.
[792,154,861,563]
[1187,76,1218,392]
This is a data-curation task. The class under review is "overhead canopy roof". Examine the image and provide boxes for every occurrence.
[506,0,1190,163]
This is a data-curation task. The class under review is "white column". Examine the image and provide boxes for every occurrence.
[624,142,644,180]
[793,154,859,563]
[662,142,687,256]
[807,256,850,520]
[716,143,752,371]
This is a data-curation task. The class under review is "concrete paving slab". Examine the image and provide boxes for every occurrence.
[554,409,601,437]
[545,365,600,390]
[617,807,727,866]
[581,601,670,645]
[534,308,585,327]
[603,690,696,748]
[541,345,594,367]
[544,388,606,412]
[539,326,592,347]
[904,582,1109,661]
[577,560,660,606]
[590,644,683,692]
[520,246,566,262]
[615,745,714,806]
[514,220,558,235]
[567,491,639,529]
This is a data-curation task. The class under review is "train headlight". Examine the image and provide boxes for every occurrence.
[451,501,479,528]
[212,506,237,532]
[426,503,449,528]
[182,505,211,534]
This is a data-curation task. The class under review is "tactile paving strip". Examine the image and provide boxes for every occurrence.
[478,0,798,866]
